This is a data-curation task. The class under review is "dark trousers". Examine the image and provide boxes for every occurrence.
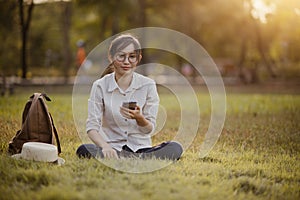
[76,141,183,161]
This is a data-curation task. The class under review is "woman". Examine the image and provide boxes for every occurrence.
[76,34,183,160]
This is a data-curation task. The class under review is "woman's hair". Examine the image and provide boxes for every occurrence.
[101,34,142,78]
[108,34,142,61]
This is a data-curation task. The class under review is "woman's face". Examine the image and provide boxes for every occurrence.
[112,43,141,78]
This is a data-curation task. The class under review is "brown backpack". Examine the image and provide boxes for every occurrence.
[8,93,61,155]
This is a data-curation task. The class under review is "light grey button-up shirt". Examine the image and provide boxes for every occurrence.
[86,72,159,152]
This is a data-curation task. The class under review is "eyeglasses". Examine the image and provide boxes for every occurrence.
[115,52,138,63]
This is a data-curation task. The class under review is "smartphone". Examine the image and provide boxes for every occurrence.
[122,102,137,110]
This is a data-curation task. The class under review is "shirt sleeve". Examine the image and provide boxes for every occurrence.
[86,81,104,133]
[138,81,159,134]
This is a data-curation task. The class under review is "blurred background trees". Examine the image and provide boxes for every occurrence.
[1,0,299,83]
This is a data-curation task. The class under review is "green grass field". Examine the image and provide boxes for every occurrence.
[0,85,299,200]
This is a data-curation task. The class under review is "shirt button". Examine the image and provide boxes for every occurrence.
[123,94,126,96]
[125,119,127,122]
[125,131,127,134]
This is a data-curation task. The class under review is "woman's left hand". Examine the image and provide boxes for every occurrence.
[120,105,142,120]
[120,105,152,130]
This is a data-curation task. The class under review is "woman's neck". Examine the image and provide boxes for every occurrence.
[115,73,133,91]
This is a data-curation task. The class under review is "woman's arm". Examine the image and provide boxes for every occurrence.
[87,81,118,159]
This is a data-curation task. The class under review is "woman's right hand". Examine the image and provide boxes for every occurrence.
[102,144,119,159]
[87,130,119,159]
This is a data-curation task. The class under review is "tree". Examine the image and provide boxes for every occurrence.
[60,1,72,82]
[0,1,18,95]
[248,0,277,79]
[18,0,35,79]
[0,1,19,75]
[3,0,297,83]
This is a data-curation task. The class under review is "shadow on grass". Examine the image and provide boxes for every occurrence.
[199,156,222,163]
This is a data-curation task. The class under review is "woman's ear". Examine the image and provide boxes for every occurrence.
[138,55,142,63]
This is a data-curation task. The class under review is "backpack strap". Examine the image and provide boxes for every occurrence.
[49,113,62,154]
[36,93,62,154]
[21,93,44,133]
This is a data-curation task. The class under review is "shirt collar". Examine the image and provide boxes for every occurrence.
[107,72,139,93]
[107,72,118,92]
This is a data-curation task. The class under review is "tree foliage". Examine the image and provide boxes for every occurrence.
[0,1,19,75]
[1,0,299,81]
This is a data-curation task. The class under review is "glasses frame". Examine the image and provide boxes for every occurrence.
[114,52,139,63]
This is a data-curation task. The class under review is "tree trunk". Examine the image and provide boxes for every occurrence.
[99,15,109,40]
[237,35,248,84]
[137,0,148,75]
[254,22,277,78]
[1,74,6,96]
[61,1,72,83]
[111,2,120,36]
[18,0,34,79]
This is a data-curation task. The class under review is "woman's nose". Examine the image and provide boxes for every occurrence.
[123,56,130,64]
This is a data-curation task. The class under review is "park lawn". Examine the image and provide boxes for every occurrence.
[0,88,299,200]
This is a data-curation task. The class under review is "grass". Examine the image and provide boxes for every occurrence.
[0,85,299,200]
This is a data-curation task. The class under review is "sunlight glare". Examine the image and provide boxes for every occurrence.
[251,0,276,23]
[295,8,300,16]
